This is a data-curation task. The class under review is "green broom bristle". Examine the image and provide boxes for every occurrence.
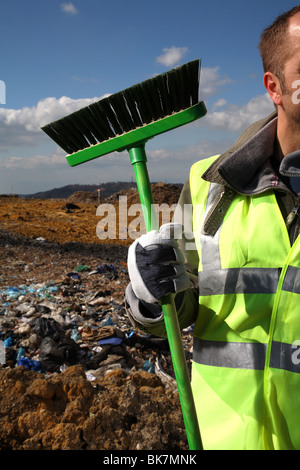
[41,60,201,155]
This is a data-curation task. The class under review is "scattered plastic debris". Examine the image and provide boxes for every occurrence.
[0,235,192,382]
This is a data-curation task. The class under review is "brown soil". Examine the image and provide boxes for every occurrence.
[0,365,186,451]
[0,183,180,246]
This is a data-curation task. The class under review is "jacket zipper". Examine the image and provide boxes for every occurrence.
[286,197,300,230]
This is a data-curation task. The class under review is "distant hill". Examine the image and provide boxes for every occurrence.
[23,182,138,200]
[23,181,183,201]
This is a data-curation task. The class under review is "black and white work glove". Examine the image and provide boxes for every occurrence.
[127,223,190,304]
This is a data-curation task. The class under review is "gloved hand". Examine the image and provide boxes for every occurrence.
[127,223,190,304]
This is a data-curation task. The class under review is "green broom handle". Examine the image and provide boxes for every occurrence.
[128,144,203,451]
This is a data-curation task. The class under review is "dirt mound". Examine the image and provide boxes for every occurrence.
[67,191,97,204]
[105,186,137,202]
[142,183,182,206]
[107,183,182,207]
[0,365,186,450]
[0,183,182,246]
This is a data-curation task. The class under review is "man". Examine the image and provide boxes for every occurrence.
[125,6,300,450]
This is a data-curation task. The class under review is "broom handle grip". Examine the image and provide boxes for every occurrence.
[128,144,203,451]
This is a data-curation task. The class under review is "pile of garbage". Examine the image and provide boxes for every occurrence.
[0,260,181,380]
[0,230,192,450]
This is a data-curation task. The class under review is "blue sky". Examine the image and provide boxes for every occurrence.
[0,0,297,194]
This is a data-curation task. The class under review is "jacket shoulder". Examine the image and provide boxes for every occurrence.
[190,155,220,180]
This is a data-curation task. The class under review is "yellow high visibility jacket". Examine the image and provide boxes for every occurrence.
[190,154,300,450]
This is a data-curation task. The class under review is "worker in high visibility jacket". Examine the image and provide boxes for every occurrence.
[126,6,300,449]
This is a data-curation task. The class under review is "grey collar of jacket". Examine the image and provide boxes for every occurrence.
[202,111,279,195]
[201,111,282,236]
[280,150,300,177]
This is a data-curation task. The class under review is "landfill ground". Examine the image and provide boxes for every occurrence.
[0,187,191,451]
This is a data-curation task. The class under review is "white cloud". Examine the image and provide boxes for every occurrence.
[0,95,107,151]
[0,67,229,157]
[0,147,66,170]
[147,140,226,164]
[60,2,78,15]
[0,85,275,195]
[0,66,228,155]
[156,47,188,67]
[203,93,275,132]
[200,67,233,100]
[0,89,273,159]
[211,98,228,110]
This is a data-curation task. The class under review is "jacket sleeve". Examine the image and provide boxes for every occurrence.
[125,178,199,338]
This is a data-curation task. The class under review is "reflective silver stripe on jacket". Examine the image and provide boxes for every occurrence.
[282,265,300,294]
[193,338,267,370]
[198,266,300,296]
[200,182,222,271]
[198,267,280,296]
[193,338,300,373]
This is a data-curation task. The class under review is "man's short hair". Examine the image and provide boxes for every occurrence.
[258,5,300,89]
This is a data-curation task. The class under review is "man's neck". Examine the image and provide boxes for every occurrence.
[275,111,300,161]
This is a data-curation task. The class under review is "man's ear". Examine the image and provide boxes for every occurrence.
[264,72,283,106]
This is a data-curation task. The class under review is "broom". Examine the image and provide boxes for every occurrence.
[42,60,206,450]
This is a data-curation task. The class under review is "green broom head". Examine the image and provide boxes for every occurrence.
[41,59,207,167]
